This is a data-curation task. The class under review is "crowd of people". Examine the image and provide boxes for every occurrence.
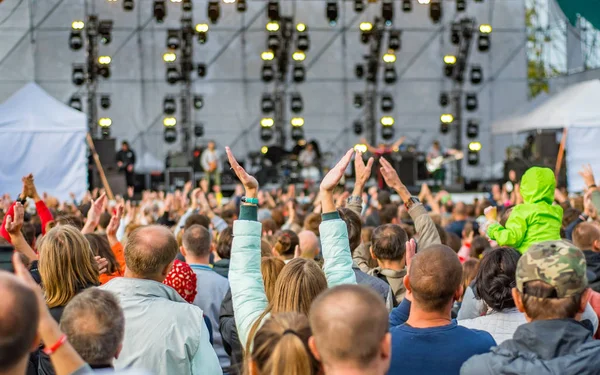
[3,149,600,375]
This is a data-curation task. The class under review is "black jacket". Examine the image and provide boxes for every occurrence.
[213,259,230,279]
[116,149,136,168]
[219,289,243,375]
[584,250,600,292]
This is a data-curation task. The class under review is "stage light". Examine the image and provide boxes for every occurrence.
[98,56,111,65]
[194,123,204,137]
[429,0,441,23]
[261,117,274,127]
[456,0,466,12]
[262,63,274,82]
[167,65,180,84]
[98,57,111,78]
[163,96,176,115]
[468,150,480,165]
[439,92,449,107]
[69,30,83,50]
[382,0,394,26]
[154,0,167,22]
[261,50,275,61]
[354,143,367,153]
[354,0,365,12]
[99,118,113,127]
[292,51,306,62]
[261,146,269,154]
[441,114,454,124]
[418,0,430,4]
[193,95,204,110]
[197,63,207,77]
[291,126,304,141]
[237,0,247,12]
[467,119,479,138]
[261,127,273,142]
[170,0,182,2]
[388,30,401,51]
[123,0,134,11]
[69,96,82,111]
[98,20,113,44]
[451,21,460,45]
[293,65,306,83]
[360,22,373,44]
[470,65,483,84]
[381,93,394,112]
[72,65,85,86]
[195,24,209,44]
[164,127,177,143]
[163,52,177,62]
[326,1,339,26]
[268,0,280,21]
[384,65,397,84]
[182,0,192,11]
[266,21,280,32]
[164,117,177,127]
[440,122,449,134]
[297,23,306,32]
[353,121,364,135]
[353,93,363,108]
[402,0,412,12]
[297,33,310,51]
[444,55,456,77]
[383,51,396,63]
[478,24,491,52]
[291,117,304,127]
[468,141,482,152]
[381,116,395,126]
[466,93,478,111]
[208,1,220,24]
[262,93,275,113]
[72,20,85,30]
[479,24,492,34]
[355,64,364,79]
[268,35,280,51]
[291,93,303,113]
[167,29,180,49]
[100,95,111,109]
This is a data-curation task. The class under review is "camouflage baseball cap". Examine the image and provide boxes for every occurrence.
[516,240,588,298]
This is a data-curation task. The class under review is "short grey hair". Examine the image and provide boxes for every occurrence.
[59,288,124,366]
[182,224,211,258]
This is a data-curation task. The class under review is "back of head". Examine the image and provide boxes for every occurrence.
[409,244,462,312]
[453,202,467,218]
[445,232,461,253]
[474,247,520,311]
[98,212,112,230]
[39,225,100,308]
[461,259,480,297]
[309,285,389,370]
[361,226,374,245]
[297,230,320,259]
[273,230,299,259]
[371,224,408,261]
[377,191,391,207]
[261,257,285,302]
[251,312,319,375]
[261,219,278,235]
[59,288,124,366]
[573,222,600,250]
[85,233,118,275]
[471,236,491,258]
[182,224,211,258]
[0,272,39,372]
[22,222,36,247]
[303,213,322,237]
[184,213,210,231]
[56,214,85,230]
[379,204,398,225]
[216,226,233,259]
[338,208,361,252]
[520,166,556,204]
[271,258,327,316]
[516,241,588,320]
[124,225,178,280]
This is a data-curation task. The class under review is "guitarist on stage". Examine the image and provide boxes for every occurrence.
[426,140,460,188]
[201,141,221,191]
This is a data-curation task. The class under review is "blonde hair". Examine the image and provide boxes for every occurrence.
[247,258,327,353]
[38,226,100,308]
[249,312,319,375]
[261,257,285,303]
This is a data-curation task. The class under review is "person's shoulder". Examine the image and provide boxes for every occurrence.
[456,325,496,346]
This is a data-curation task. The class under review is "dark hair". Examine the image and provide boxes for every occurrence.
[274,230,300,258]
[499,206,514,227]
[85,233,119,275]
[445,232,461,253]
[21,222,36,247]
[56,214,85,230]
[471,236,491,258]
[262,218,278,235]
[473,247,520,311]
[562,208,582,229]
[0,274,39,371]
[98,212,112,230]
[435,224,448,245]
[182,224,211,258]
[216,226,233,259]
[338,208,361,253]
[379,204,397,225]
[184,214,210,231]
[371,224,408,261]
[521,281,584,320]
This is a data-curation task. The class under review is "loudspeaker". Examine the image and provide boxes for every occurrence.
[534,132,559,162]
[91,170,127,197]
[93,138,117,170]
[393,153,417,187]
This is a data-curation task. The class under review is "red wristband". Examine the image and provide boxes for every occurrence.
[43,334,67,356]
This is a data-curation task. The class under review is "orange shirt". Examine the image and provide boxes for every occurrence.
[99,242,126,285]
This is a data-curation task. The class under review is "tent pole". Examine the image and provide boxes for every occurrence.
[554,128,568,182]
[86,134,115,201]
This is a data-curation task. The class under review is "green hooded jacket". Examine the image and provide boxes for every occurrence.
[488,167,563,254]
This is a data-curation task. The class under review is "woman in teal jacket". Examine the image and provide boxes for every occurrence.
[227,148,357,351]
[487,167,563,254]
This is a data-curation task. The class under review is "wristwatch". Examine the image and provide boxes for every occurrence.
[347,196,362,206]
[404,196,420,210]
[241,196,259,205]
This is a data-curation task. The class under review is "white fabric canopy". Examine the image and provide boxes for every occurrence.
[492,79,600,134]
[0,83,87,200]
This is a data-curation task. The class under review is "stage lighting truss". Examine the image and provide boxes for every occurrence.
[97,56,112,78]
[429,0,441,23]
[326,1,339,27]
[164,127,177,143]
[388,30,401,52]
[382,0,394,26]
[470,65,483,84]
[154,0,167,23]
[465,92,478,111]
[381,116,395,140]
[237,0,247,12]
[468,141,481,165]
[167,29,181,49]
[444,55,457,77]
[163,96,177,115]
[466,119,479,139]
[72,64,85,86]
[196,23,209,44]
[296,23,310,51]
[166,64,180,84]
[381,93,394,113]
[360,22,373,44]
[293,64,306,83]
[208,1,220,24]
[384,65,397,84]
[262,63,274,82]
[267,0,280,21]
[291,93,303,113]
[478,24,491,52]
[260,117,274,141]
[100,94,111,109]
[193,95,204,110]
[69,22,83,50]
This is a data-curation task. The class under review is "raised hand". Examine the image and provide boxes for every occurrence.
[320,149,354,192]
[5,202,24,236]
[379,157,403,192]
[354,152,374,190]
[106,204,123,238]
[82,193,107,234]
[94,256,109,275]
[226,146,258,197]
[579,164,597,189]
[405,238,417,271]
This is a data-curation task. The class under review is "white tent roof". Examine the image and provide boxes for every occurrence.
[0,82,86,133]
[492,79,600,134]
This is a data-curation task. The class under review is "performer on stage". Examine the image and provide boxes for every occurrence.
[299,142,320,183]
[426,141,461,187]
[362,136,406,189]
[116,141,136,190]
[201,141,221,191]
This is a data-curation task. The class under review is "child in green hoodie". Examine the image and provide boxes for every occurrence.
[485,167,563,254]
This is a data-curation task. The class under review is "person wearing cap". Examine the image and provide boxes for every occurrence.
[461,240,600,375]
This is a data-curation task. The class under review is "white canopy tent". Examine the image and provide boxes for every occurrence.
[491,92,550,135]
[0,83,87,200]
[491,79,600,191]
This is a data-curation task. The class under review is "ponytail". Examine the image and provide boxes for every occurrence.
[273,230,299,257]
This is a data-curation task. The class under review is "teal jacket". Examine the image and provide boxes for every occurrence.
[488,167,563,254]
[229,206,357,349]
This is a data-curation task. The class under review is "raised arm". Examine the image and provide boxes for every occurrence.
[347,152,374,217]
[81,194,107,234]
[226,147,268,349]
[391,136,407,151]
[27,175,53,234]
[6,203,37,261]
[319,149,357,287]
